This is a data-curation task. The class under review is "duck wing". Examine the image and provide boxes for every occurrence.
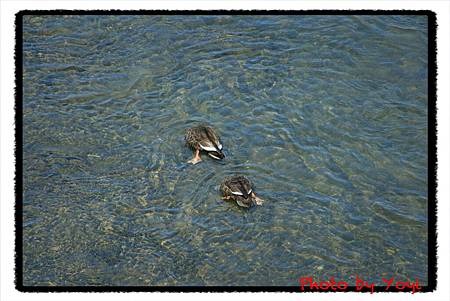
[227,176,252,198]
[198,126,222,152]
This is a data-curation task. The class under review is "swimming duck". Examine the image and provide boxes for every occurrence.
[185,125,225,164]
[220,175,264,207]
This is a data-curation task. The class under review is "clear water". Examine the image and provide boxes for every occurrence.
[22,15,428,286]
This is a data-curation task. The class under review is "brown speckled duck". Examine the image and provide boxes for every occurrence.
[220,175,264,208]
[185,125,225,164]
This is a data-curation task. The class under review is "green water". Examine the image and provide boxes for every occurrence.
[22,15,428,286]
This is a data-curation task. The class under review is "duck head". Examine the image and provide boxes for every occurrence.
[207,149,225,160]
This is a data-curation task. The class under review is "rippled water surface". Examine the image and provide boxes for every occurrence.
[22,15,429,286]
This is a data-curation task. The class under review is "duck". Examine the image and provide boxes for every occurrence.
[185,125,225,164]
[220,175,264,207]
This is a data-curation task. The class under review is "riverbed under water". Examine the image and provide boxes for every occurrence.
[22,14,428,286]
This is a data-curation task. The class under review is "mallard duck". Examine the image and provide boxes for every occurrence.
[185,125,225,164]
[220,175,264,207]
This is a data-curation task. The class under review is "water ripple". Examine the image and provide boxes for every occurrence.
[22,14,428,286]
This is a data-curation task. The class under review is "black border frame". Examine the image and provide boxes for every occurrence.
[15,9,437,293]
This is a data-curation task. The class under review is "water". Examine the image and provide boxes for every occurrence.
[22,15,428,286]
